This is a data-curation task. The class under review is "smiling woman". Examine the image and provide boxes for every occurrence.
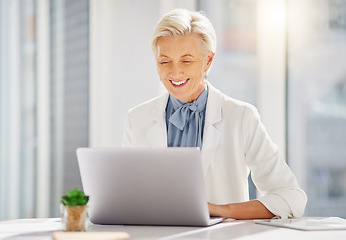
[122,8,307,220]
[156,36,214,103]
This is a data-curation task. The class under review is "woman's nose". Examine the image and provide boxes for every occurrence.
[169,64,183,79]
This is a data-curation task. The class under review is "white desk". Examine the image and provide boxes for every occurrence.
[1,218,346,240]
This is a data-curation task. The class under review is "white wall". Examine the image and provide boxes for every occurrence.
[90,0,159,147]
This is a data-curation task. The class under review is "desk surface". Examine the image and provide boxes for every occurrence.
[1,218,346,240]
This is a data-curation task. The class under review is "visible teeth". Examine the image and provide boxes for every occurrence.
[172,79,188,85]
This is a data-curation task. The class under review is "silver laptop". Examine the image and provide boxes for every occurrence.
[76,147,225,226]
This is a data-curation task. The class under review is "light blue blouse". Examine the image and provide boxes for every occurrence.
[165,86,208,148]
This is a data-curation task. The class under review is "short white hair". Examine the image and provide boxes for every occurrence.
[151,9,217,57]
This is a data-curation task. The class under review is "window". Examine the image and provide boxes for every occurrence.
[49,0,90,217]
[287,0,346,217]
[0,0,37,219]
[200,0,258,105]
[0,0,90,219]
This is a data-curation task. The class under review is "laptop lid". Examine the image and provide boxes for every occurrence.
[77,147,221,226]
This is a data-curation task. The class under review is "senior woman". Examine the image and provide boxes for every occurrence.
[122,9,307,219]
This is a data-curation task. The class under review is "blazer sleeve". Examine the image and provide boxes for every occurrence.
[242,104,307,218]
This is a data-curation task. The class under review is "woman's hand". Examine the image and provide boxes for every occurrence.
[208,200,275,220]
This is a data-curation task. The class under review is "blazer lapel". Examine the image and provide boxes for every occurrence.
[146,93,169,147]
[201,82,223,176]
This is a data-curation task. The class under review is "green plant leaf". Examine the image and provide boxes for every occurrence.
[60,188,89,206]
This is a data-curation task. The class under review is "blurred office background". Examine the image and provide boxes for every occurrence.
[0,0,345,220]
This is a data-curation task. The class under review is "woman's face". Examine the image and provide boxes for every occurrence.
[156,36,214,103]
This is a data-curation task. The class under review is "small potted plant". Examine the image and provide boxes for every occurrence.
[61,188,89,231]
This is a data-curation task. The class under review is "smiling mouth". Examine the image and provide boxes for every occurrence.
[170,79,189,86]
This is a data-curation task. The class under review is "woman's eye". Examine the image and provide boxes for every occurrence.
[183,60,191,63]
[160,61,169,64]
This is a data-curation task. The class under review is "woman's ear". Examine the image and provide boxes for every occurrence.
[205,51,215,72]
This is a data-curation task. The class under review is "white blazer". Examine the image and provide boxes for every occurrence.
[122,82,307,218]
